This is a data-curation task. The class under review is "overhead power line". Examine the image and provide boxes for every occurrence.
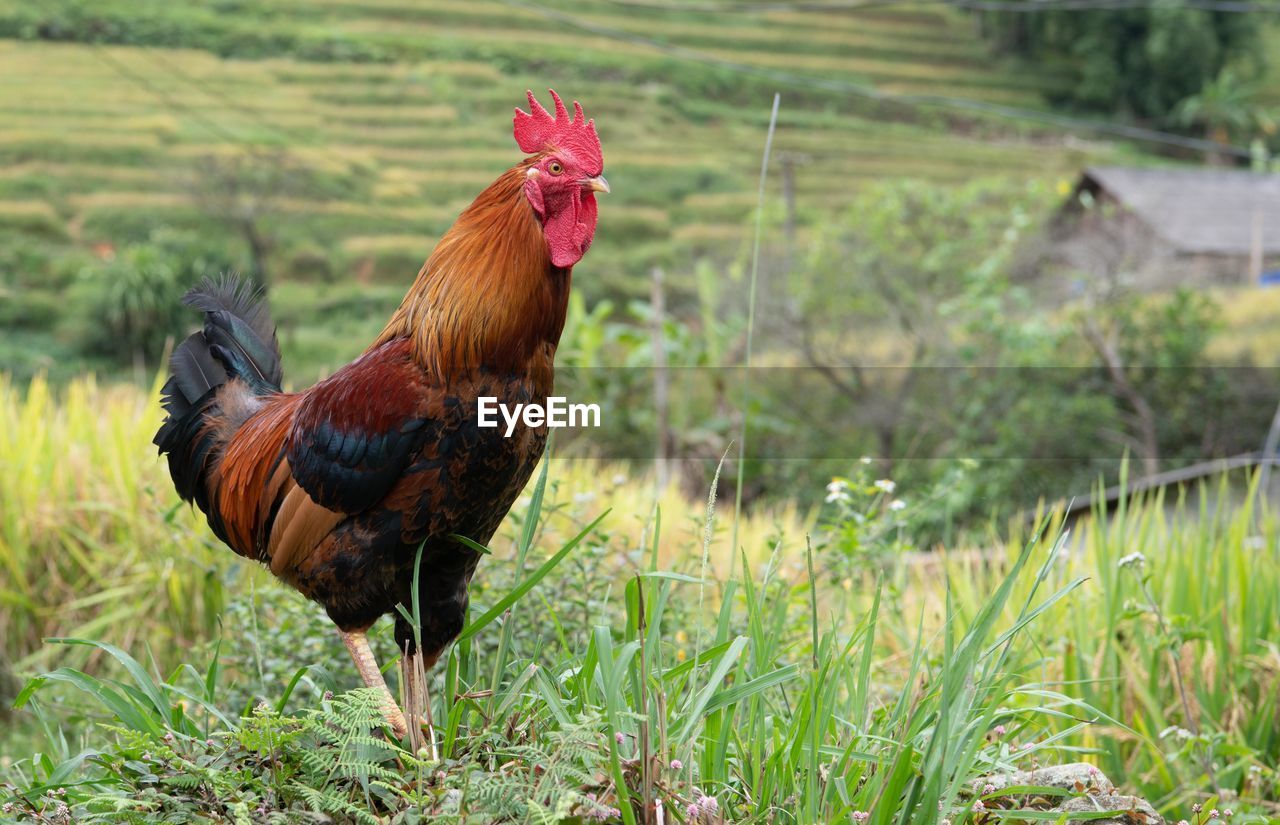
[943,0,1279,11]
[90,44,253,147]
[597,0,1280,13]
[502,0,1254,159]
[134,46,365,174]
[88,43,442,236]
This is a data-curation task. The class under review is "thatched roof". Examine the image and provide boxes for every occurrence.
[1079,166,1280,256]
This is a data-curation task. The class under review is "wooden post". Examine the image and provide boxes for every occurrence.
[781,154,797,262]
[1250,208,1264,284]
[779,152,808,269]
[650,266,671,489]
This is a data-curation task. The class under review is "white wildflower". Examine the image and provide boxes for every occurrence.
[874,479,896,494]
[1118,551,1146,569]
[889,499,906,511]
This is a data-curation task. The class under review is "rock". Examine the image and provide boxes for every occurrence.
[973,763,1164,825]
[440,788,463,813]
[976,762,1115,796]
[1056,794,1163,824]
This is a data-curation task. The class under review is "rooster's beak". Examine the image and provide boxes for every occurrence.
[582,175,610,194]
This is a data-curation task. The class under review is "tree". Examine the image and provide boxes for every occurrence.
[981,3,1264,128]
[188,149,350,294]
[787,178,1044,469]
[1175,68,1275,165]
[65,229,242,365]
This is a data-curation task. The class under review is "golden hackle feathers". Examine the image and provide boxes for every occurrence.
[371,162,570,379]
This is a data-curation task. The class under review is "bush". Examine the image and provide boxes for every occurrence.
[283,243,340,284]
[0,289,61,329]
[63,228,244,364]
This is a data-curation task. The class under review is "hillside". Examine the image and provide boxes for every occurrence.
[0,0,1127,296]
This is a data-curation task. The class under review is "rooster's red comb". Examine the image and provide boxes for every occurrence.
[513,89,603,175]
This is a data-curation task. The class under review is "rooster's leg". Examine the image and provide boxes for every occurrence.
[339,629,408,739]
[399,649,438,761]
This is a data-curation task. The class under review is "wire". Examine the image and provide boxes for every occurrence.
[134,47,367,174]
[596,0,1280,12]
[943,0,1280,11]
[91,43,414,230]
[501,0,1254,159]
[135,47,303,147]
[90,44,255,147]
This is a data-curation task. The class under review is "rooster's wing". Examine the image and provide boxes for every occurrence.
[286,338,433,515]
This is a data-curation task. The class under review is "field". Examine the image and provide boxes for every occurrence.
[0,0,1146,381]
[2,350,1279,823]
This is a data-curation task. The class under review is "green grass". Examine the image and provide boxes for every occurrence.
[1,376,1279,823]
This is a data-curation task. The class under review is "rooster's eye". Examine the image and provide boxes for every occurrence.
[547,161,563,175]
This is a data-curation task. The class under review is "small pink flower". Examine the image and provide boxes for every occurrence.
[686,802,701,819]
[670,759,684,771]
[982,783,995,795]
[1087,765,1100,776]
[1209,811,1220,819]
[973,800,986,812]
[1223,810,1234,818]
[993,725,1007,736]
[614,732,625,745]
[852,813,871,822]
[699,795,719,815]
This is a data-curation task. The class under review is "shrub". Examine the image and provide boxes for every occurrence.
[63,228,244,364]
[0,289,61,330]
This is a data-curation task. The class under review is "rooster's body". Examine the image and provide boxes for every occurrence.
[154,92,607,745]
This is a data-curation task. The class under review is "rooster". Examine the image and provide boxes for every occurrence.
[154,90,607,750]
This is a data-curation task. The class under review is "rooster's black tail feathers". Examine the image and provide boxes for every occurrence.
[154,275,282,506]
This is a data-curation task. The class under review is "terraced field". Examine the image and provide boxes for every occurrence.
[0,0,1162,381]
[0,0,1129,274]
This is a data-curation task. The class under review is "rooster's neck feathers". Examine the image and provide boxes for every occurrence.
[372,162,571,380]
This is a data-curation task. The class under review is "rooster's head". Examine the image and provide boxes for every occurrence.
[514,89,608,268]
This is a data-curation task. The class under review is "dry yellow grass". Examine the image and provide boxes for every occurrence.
[0,375,808,671]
